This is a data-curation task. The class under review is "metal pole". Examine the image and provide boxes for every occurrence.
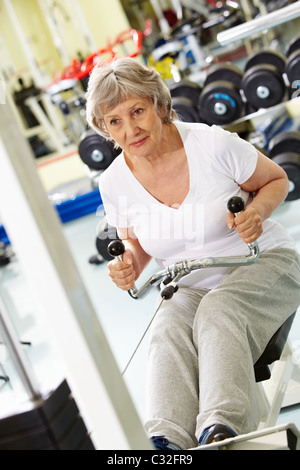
[0,297,41,401]
[37,0,71,67]
[0,89,151,450]
[64,0,97,52]
[25,95,66,152]
[3,0,46,88]
[150,0,170,34]
[217,1,300,45]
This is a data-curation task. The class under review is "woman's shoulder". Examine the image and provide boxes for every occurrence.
[174,120,211,133]
[99,152,124,187]
[174,121,225,144]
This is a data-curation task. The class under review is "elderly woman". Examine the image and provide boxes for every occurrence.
[86,57,300,450]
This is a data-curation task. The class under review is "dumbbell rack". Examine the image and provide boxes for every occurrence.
[223,96,300,201]
[217,1,300,202]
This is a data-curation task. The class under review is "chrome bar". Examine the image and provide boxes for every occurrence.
[0,297,42,400]
[217,1,300,45]
[189,241,260,270]
[128,267,170,298]
[128,241,260,299]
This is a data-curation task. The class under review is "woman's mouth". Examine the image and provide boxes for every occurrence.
[131,137,147,147]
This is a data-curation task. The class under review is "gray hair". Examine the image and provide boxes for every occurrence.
[85,57,177,140]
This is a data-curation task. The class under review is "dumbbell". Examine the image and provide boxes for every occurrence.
[268,130,300,201]
[170,80,202,123]
[284,35,300,95]
[169,79,202,103]
[198,62,244,125]
[78,129,121,171]
[171,97,200,122]
[241,50,286,109]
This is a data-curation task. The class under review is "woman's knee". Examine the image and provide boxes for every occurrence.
[193,290,247,346]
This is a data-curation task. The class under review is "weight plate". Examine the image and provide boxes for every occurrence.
[272,152,300,201]
[78,129,121,171]
[172,97,200,123]
[96,223,120,261]
[204,62,243,89]
[198,80,243,125]
[284,49,300,84]
[169,80,202,103]
[245,102,259,115]
[244,50,286,74]
[269,131,300,157]
[286,35,300,57]
[241,64,286,109]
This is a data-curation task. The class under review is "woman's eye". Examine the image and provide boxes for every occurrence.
[110,119,120,126]
[134,108,144,116]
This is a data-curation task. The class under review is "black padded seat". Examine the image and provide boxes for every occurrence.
[254,312,296,382]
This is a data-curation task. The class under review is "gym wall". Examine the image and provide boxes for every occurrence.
[0,0,130,87]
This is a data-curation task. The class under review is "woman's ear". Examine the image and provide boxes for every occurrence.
[157,104,167,122]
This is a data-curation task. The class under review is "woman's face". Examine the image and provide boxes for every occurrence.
[103,96,166,159]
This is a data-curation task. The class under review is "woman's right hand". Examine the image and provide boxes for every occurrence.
[107,248,136,290]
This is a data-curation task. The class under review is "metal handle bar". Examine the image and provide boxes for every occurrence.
[111,240,259,299]
[107,197,260,299]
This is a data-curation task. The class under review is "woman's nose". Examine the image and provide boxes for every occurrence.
[124,118,140,137]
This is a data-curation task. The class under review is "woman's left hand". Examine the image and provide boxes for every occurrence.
[226,206,263,244]
[225,150,289,244]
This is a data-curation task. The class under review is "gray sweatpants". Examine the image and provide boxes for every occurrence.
[145,248,300,449]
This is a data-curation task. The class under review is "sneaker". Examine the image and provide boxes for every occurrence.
[151,436,182,450]
[199,424,237,445]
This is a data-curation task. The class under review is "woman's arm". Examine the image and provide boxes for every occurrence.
[226,150,289,244]
[107,226,152,291]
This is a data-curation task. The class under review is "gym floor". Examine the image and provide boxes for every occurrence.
[0,150,300,442]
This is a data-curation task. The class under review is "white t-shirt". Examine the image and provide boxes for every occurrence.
[99,121,295,289]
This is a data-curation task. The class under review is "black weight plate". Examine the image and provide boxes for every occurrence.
[269,131,300,158]
[172,97,200,123]
[284,49,300,84]
[244,50,286,74]
[96,223,120,261]
[245,102,259,115]
[286,36,300,57]
[169,80,202,103]
[204,62,243,89]
[78,129,121,171]
[198,80,243,125]
[272,152,300,201]
[241,64,286,109]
